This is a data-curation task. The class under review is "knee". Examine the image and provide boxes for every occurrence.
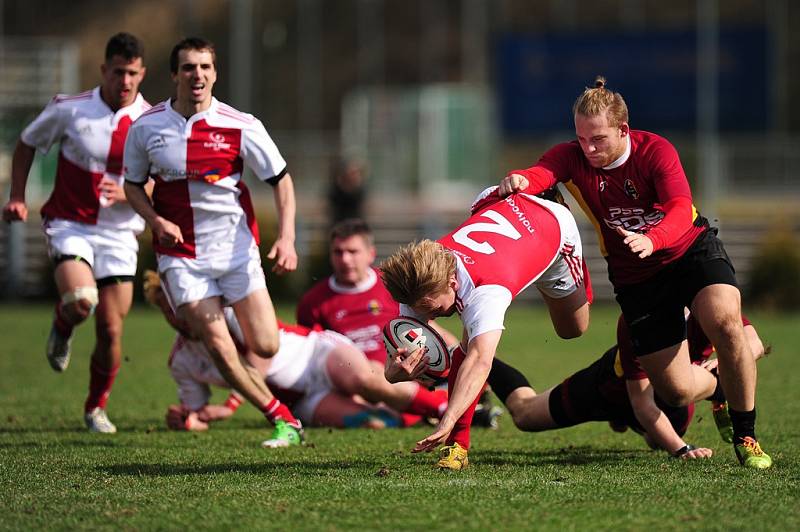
[251,335,280,359]
[95,318,123,345]
[658,385,694,408]
[61,286,98,323]
[555,322,587,339]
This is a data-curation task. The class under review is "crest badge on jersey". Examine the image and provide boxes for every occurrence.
[367,299,382,316]
[624,179,639,199]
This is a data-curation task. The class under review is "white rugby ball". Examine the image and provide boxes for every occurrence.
[383,316,451,385]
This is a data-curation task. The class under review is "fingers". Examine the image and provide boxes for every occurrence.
[498,174,529,197]
[681,447,713,459]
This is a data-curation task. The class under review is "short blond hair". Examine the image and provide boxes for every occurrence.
[572,76,629,127]
[380,240,455,306]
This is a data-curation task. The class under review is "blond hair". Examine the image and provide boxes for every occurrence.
[380,240,456,306]
[572,76,629,127]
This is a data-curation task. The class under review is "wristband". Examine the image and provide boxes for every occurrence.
[672,444,696,458]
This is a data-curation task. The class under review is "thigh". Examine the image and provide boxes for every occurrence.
[180,296,231,345]
[635,341,694,395]
[232,288,279,350]
[325,342,377,395]
[539,288,589,338]
[310,392,375,428]
[616,277,687,357]
[95,281,134,324]
[54,258,96,294]
[510,387,559,431]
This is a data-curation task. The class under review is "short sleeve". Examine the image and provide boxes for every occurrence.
[240,119,287,183]
[123,124,151,184]
[459,285,511,342]
[20,97,66,154]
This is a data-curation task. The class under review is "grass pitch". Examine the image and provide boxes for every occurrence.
[0,303,798,530]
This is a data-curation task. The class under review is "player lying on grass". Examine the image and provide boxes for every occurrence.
[144,271,449,434]
[408,312,765,459]
[381,185,591,470]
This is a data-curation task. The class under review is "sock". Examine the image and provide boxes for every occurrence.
[84,358,119,412]
[261,398,301,429]
[707,368,726,403]
[487,358,532,404]
[401,413,423,427]
[54,303,74,337]
[406,386,449,419]
[729,407,756,443]
[444,346,485,450]
[223,393,243,412]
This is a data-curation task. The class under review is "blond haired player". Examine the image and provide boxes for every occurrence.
[124,37,302,446]
[2,33,149,433]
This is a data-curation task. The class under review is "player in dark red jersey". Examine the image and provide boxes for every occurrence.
[2,33,148,433]
[485,313,766,459]
[381,188,590,469]
[498,76,771,468]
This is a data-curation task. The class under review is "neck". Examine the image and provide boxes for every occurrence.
[172,96,211,118]
[99,86,123,112]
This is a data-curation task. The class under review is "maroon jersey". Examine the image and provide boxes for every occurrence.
[296,268,398,364]
[511,130,707,285]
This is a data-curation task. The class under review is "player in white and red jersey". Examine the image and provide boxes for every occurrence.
[381,186,590,469]
[498,76,771,469]
[2,33,149,433]
[124,37,302,447]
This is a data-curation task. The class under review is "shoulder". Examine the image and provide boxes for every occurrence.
[215,100,258,126]
[298,277,334,305]
[134,100,170,125]
[631,130,679,160]
[51,89,94,108]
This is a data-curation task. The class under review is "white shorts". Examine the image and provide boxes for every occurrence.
[43,218,139,279]
[160,250,267,308]
[532,198,584,299]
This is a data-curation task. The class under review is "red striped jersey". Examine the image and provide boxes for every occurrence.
[123,97,287,263]
[510,130,707,286]
[21,87,150,230]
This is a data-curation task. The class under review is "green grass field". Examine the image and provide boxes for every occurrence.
[1,303,798,531]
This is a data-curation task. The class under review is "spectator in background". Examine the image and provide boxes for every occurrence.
[328,157,367,224]
[2,32,149,433]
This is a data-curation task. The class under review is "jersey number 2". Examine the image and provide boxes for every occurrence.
[452,210,521,255]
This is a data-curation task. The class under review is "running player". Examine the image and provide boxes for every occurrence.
[2,33,149,433]
[381,186,590,469]
[123,37,303,446]
[498,76,771,468]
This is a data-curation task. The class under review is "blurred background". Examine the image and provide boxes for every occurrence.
[1,0,799,307]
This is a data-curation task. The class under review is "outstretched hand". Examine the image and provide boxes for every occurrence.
[413,418,455,453]
[498,173,529,197]
[615,226,654,259]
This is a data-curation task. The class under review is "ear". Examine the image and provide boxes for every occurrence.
[449,274,459,291]
[619,122,630,137]
[100,62,107,77]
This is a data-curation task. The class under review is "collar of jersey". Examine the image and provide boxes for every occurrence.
[602,134,632,170]
[167,96,219,124]
[328,267,378,294]
[93,86,145,118]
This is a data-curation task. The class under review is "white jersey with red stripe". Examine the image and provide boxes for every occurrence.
[168,307,349,411]
[401,187,584,342]
[123,97,287,270]
[21,86,150,231]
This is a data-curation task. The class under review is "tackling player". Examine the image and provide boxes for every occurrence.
[498,76,771,469]
[123,37,303,446]
[2,33,149,433]
[381,186,591,470]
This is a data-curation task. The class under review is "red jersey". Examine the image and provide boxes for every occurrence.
[296,268,398,364]
[511,130,707,286]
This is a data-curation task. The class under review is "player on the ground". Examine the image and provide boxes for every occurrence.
[381,186,590,470]
[486,313,766,458]
[498,76,771,469]
[143,271,447,432]
[2,33,149,433]
[296,218,501,428]
[123,37,303,447]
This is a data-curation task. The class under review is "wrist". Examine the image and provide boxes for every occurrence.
[672,443,696,458]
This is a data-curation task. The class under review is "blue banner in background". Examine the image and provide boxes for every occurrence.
[495,29,768,135]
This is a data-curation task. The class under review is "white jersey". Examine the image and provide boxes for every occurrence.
[123,97,287,271]
[22,86,150,232]
[168,307,347,412]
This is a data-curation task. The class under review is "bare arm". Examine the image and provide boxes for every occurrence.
[2,140,36,222]
[414,329,501,452]
[626,379,712,459]
[266,173,297,274]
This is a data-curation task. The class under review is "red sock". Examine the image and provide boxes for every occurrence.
[54,302,74,337]
[401,413,423,427]
[84,358,119,412]
[261,398,301,429]
[444,346,486,450]
[406,385,448,419]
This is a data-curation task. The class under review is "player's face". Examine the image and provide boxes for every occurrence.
[100,55,145,110]
[574,111,629,168]
[413,282,457,321]
[173,48,217,107]
[330,234,375,286]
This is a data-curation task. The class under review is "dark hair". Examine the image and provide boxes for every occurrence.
[105,32,144,62]
[169,37,216,74]
[330,218,373,245]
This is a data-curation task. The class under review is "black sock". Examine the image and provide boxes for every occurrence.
[708,368,726,403]
[729,407,756,443]
[487,358,531,404]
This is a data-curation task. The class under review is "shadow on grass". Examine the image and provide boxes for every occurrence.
[98,460,361,477]
[476,445,653,466]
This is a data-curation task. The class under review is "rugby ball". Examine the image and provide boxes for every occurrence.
[383,317,451,385]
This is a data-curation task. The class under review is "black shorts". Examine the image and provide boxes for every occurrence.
[615,228,738,357]
[549,346,694,437]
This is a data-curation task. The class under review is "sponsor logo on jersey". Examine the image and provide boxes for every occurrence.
[367,299,382,315]
[201,168,223,183]
[148,135,168,151]
[204,132,231,151]
[624,179,639,199]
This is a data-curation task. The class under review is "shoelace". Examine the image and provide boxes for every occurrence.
[739,437,763,456]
